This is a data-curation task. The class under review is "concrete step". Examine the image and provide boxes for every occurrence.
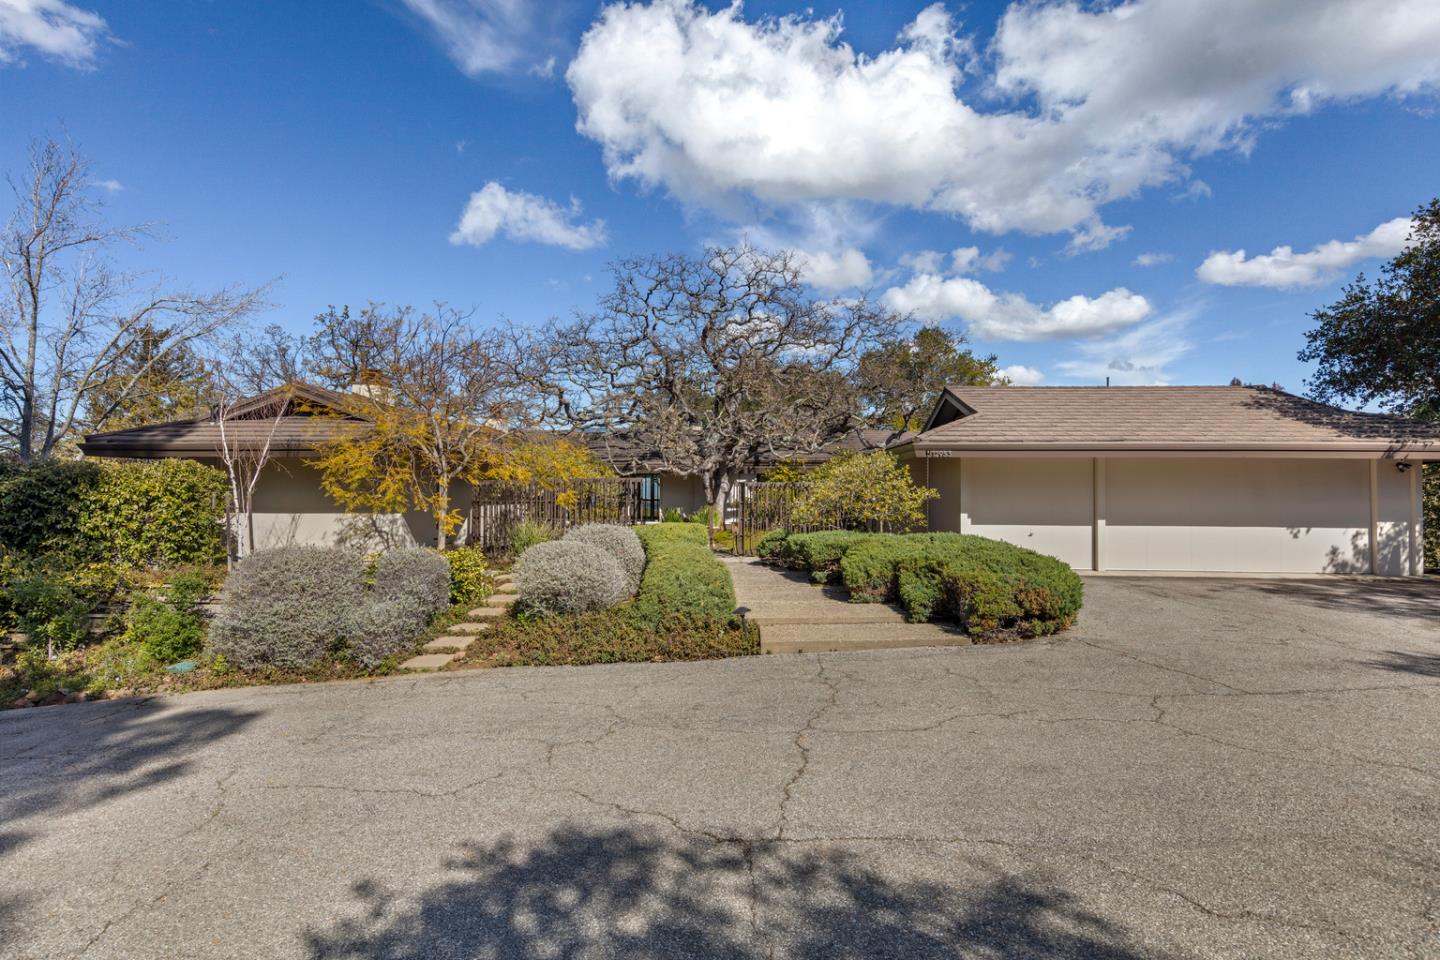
[466,607,506,620]
[451,621,493,634]
[491,584,518,596]
[423,635,474,652]
[485,593,518,607]
[759,622,973,655]
[400,652,459,671]
[742,601,911,627]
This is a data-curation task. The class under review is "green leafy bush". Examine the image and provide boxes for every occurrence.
[373,548,451,621]
[459,607,757,667]
[442,545,491,607]
[790,451,937,532]
[509,518,557,559]
[10,574,92,657]
[631,528,736,626]
[660,506,686,523]
[0,459,226,569]
[514,540,629,615]
[765,530,1083,637]
[563,523,646,593]
[755,530,789,560]
[122,571,209,664]
[77,460,228,568]
[0,460,101,556]
[209,546,366,669]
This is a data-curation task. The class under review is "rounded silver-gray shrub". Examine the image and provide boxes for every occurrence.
[345,597,431,666]
[208,546,365,669]
[513,540,629,615]
[562,523,645,593]
[373,548,451,620]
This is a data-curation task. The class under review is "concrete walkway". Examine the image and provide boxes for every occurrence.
[725,556,972,653]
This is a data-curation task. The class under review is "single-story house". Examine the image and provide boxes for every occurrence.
[81,381,1440,576]
[890,385,1440,576]
[78,382,888,548]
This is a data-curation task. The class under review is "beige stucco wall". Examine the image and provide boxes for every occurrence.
[236,458,472,552]
[658,472,708,517]
[923,454,1423,575]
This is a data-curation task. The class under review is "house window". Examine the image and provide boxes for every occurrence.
[639,475,660,521]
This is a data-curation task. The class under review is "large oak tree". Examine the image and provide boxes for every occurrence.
[540,246,894,516]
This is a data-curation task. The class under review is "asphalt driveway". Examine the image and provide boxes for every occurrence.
[2,577,1438,959]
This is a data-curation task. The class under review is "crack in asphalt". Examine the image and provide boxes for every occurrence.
[775,657,841,841]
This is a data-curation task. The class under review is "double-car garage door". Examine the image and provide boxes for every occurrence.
[926,456,1421,575]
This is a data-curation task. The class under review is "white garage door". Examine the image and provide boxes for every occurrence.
[1104,458,1406,574]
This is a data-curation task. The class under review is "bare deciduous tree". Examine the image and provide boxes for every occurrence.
[539,246,893,517]
[0,138,264,461]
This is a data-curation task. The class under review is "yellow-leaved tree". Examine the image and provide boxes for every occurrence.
[480,436,614,510]
[307,304,531,548]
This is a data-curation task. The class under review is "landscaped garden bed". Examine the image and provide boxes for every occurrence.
[449,522,756,668]
[758,530,1084,640]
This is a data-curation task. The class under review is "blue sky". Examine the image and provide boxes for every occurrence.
[2,0,1438,395]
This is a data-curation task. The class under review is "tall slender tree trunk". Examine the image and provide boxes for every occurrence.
[434,480,450,550]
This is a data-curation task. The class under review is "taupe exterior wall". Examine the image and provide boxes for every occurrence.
[922,455,1424,575]
[657,472,708,517]
[235,458,472,552]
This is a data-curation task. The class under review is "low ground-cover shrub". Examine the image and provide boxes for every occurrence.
[443,545,491,607]
[514,540,629,615]
[763,530,1083,637]
[770,530,870,583]
[9,574,91,657]
[630,533,736,627]
[563,524,646,592]
[455,607,758,667]
[345,597,431,666]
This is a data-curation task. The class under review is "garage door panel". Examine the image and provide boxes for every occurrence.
[965,458,1093,569]
[1105,459,1370,573]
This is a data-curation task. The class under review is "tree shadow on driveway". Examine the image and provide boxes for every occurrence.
[0,699,259,857]
[1244,578,1440,624]
[1363,650,1440,678]
[307,826,1166,960]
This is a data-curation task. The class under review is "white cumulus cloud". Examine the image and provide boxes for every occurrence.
[1132,252,1172,267]
[794,247,873,292]
[1196,216,1413,289]
[1000,364,1045,386]
[568,0,1440,247]
[450,182,607,250]
[881,273,1152,342]
[0,0,109,67]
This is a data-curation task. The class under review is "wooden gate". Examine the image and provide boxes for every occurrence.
[467,477,648,556]
[733,480,840,555]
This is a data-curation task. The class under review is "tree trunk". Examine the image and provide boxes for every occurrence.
[434,480,450,550]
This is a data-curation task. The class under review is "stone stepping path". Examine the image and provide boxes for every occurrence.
[724,557,972,655]
[401,573,516,671]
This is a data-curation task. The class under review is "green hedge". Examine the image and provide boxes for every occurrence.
[631,524,736,626]
[0,458,227,569]
[633,522,708,548]
[458,607,757,667]
[763,530,1083,638]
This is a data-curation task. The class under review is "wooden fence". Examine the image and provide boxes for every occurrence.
[467,477,652,557]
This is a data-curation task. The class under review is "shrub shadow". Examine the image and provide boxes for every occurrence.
[0,699,259,856]
[307,826,1165,959]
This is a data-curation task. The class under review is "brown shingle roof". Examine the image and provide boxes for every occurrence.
[910,385,1440,455]
[79,382,372,459]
